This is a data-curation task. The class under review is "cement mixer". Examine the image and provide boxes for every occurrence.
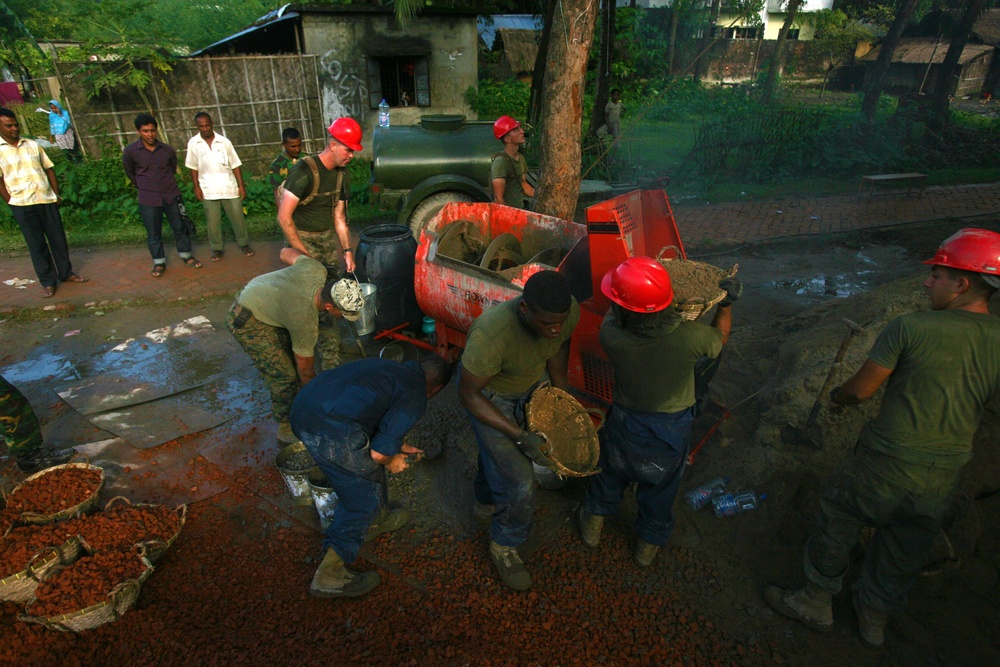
[413,190,687,407]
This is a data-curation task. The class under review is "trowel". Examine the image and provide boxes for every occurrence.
[781,318,864,449]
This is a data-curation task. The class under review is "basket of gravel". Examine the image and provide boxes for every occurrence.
[526,386,603,478]
[655,247,738,321]
[4,461,106,525]
[0,532,89,604]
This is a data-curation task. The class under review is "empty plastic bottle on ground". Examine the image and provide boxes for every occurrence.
[685,476,729,511]
[379,100,390,128]
[712,490,766,517]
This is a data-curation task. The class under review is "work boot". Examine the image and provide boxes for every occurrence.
[277,422,297,446]
[489,541,532,591]
[474,501,495,522]
[309,547,381,598]
[853,592,887,647]
[634,538,661,568]
[15,447,74,474]
[763,582,834,632]
[366,507,410,541]
[577,507,603,548]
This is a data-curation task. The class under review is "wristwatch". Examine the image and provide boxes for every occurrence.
[343,249,353,254]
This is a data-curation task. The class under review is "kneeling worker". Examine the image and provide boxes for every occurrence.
[292,355,453,598]
[579,257,740,567]
[226,247,339,445]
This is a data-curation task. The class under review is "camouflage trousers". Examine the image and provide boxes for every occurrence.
[300,229,342,371]
[0,374,43,456]
[226,302,301,423]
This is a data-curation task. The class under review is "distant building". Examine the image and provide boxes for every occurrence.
[632,0,834,41]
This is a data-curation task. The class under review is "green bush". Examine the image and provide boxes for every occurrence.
[466,79,531,121]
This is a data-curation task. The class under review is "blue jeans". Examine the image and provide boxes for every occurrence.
[583,405,694,546]
[296,420,385,563]
[139,198,192,263]
[465,389,535,547]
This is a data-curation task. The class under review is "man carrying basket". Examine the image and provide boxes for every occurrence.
[578,257,741,567]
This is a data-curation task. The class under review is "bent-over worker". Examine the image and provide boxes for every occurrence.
[292,355,452,598]
[226,248,339,446]
[458,270,579,591]
[764,228,1000,647]
[579,256,740,567]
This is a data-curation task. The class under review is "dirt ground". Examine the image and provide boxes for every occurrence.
[1,217,999,666]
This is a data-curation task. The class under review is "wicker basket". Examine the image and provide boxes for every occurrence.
[20,550,154,633]
[4,461,106,525]
[0,536,89,604]
[526,386,603,478]
[655,247,738,321]
[101,496,187,564]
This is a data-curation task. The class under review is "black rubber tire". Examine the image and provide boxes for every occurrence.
[407,191,476,238]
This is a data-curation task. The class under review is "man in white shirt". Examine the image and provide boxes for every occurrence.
[185,112,253,261]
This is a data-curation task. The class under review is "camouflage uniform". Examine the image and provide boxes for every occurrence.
[1,374,43,456]
[225,301,300,423]
[299,229,342,371]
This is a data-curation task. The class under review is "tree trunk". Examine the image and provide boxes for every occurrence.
[588,0,615,135]
[694,0,722,83]
[861,0,919,123]
[668,5,679,76]
[528,0,558,129]
[760,0,803,104]
[928,0,989,131]
[533,0,598,220]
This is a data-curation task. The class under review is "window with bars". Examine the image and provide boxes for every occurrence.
[367,57,430,108]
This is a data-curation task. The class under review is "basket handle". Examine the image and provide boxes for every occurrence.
[174,503,189,526]
[726,263,739,278]
[68,451,90,465]
[585,408,606,431]
[17,511,55,525]
[103,495,133,512]
[24,545,61,580]
[656,245,682,261]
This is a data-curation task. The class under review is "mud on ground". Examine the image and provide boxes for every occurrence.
[1,217,999,666]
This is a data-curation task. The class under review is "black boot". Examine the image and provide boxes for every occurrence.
[15,447,74,473]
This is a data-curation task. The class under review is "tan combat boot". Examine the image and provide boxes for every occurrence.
[634,538,661,568]
[473,501,495,522]
[577,507,604,548]
[853,593,887,647]
[489,541,532,591]
[366,507,410,541]
[309,547,381,598]
[763,582,834,632]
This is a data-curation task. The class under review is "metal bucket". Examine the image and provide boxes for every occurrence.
[274,442,318,506]
[353,283,378,339]
[307,468,339,530]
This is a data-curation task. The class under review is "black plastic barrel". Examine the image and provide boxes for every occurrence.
[355,224,424,335]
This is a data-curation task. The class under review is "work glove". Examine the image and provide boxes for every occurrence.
[718,278,743,306]
[514,430,556,469]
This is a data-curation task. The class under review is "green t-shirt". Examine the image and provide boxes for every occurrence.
[859,309,1000,466]
[490,152,527,209]
[268,152,298,190]
[462,297,580,396]
[237,256,328,357]
[599,308,723,413]
[283,156,351,232]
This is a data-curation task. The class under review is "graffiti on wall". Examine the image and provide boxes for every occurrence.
[320,50,368,122]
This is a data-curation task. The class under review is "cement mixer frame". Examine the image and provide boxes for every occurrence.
[414,190,686,408]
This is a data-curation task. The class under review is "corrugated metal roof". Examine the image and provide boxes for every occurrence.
[478,15,543,50]
[859,38,994,65]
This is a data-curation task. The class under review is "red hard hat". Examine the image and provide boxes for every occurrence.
[922,228,1000,276]
[601,256,674,313]
[493,115,521,140]
[327,117,363,152]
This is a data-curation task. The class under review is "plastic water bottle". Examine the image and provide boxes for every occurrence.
[712,490,766,518]
[378,99,390,128]
[684,476,729,511]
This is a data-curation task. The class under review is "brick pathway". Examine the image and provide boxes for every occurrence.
[2,182,999,313]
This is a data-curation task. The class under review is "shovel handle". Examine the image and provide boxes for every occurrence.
[804,327,858,428]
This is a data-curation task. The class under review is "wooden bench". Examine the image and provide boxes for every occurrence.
[860,173,928,200]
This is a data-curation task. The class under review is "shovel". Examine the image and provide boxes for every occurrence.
[780,318,863,449]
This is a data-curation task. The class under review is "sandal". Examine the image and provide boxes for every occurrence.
[41,285,55,298]
[183,257,203,269]
[151,264,165,278]
[65,274,89,283]
[211,250,223,262]
[240,245,255,257]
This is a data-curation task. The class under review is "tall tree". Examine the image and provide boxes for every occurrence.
[694,0,722,82]
[760,0,803,104]
[588,0,617,135]
[809,9,876,98]
[528,0,558,129]
[861,0,920,122]
[928,0,989,131]
[532,0,598,220]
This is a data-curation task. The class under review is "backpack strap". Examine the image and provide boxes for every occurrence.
[298,156,322,207]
